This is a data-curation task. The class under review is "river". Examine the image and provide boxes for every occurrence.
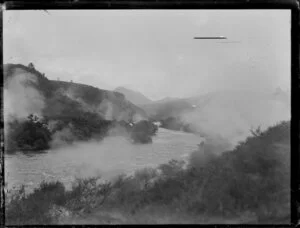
[5,128,203,192]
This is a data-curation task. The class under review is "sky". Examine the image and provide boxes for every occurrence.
[3,10,291,100]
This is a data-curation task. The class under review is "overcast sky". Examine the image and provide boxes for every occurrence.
[4,10,290,100]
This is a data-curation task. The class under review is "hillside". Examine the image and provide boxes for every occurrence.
[4,63,148,122]
[114,87,152,106]
[3,63,155,152]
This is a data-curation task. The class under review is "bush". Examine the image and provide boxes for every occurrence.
[188,142,218,170]
[6,181,66,225]
[197,121,290,218]
[130,120,157,144]
[65,176,113,213]
[5,177,115,225]
[5,115,52,153]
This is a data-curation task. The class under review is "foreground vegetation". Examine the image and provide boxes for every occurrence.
[5,121,290,224]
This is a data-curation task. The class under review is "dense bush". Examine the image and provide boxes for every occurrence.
[5,114,52,153]
[5,112,158,152]
[5,181,66,225]
[5,111,115,152]
[116,121,290,222]
[130,120,158,144]
[49,112,113,142]
[5,176,116,225]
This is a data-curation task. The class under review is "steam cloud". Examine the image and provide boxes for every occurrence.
[4,68,45,133]
[59,86,145,122]
[132,113,147,123]
[179,90,290,154]
[48,136,151,183]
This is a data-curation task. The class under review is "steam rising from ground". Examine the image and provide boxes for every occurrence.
[132,113,147,123]
[59,86,145,122]
[4,68,290,189]
[180,90,290,154]
[3,68,149,151]
[50,127,75,148]
[40,128,201,186]
[49,138,135,181]
[4,68,45,134]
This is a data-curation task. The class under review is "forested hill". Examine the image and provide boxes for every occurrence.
[4,63,156,152]
[4,63,148,122]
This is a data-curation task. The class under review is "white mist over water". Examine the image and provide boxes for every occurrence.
[5,128,203,191]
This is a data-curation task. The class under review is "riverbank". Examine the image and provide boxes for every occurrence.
[5,121,290,225]
[5,128,202,193]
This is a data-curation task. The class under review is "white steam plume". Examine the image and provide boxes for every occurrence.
[4,68,45,123]
[180,90,290,153]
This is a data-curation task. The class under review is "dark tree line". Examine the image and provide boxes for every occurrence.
[5,113,159,153]
[5,115,52,152]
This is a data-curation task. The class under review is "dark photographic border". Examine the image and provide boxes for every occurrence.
[1,0,299,226]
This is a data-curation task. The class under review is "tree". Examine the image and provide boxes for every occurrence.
[28,62,35,69]
[130,120,157,144]
[5,114,52,152]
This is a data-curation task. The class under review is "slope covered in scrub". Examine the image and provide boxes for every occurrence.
[4,63,155,152]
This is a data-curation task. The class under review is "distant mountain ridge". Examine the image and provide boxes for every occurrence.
[114,86,152,105]
[141,99,194,119]
[154,97,180,103]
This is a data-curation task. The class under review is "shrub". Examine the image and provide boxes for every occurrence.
[65,176,113,213]
[130,120,157,144]
[5,115,52,153]
[6,181,66,225]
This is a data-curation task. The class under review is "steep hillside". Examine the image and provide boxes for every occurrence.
[4,63,148,122]
[3,63,155,152]
[114,87,152,105]
[4,63,54,99]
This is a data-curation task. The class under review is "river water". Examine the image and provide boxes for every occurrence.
[5,128,203,191]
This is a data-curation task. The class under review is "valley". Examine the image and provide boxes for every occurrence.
[3,63,291,225]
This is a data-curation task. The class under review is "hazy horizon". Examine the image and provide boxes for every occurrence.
[4,10,291,100]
